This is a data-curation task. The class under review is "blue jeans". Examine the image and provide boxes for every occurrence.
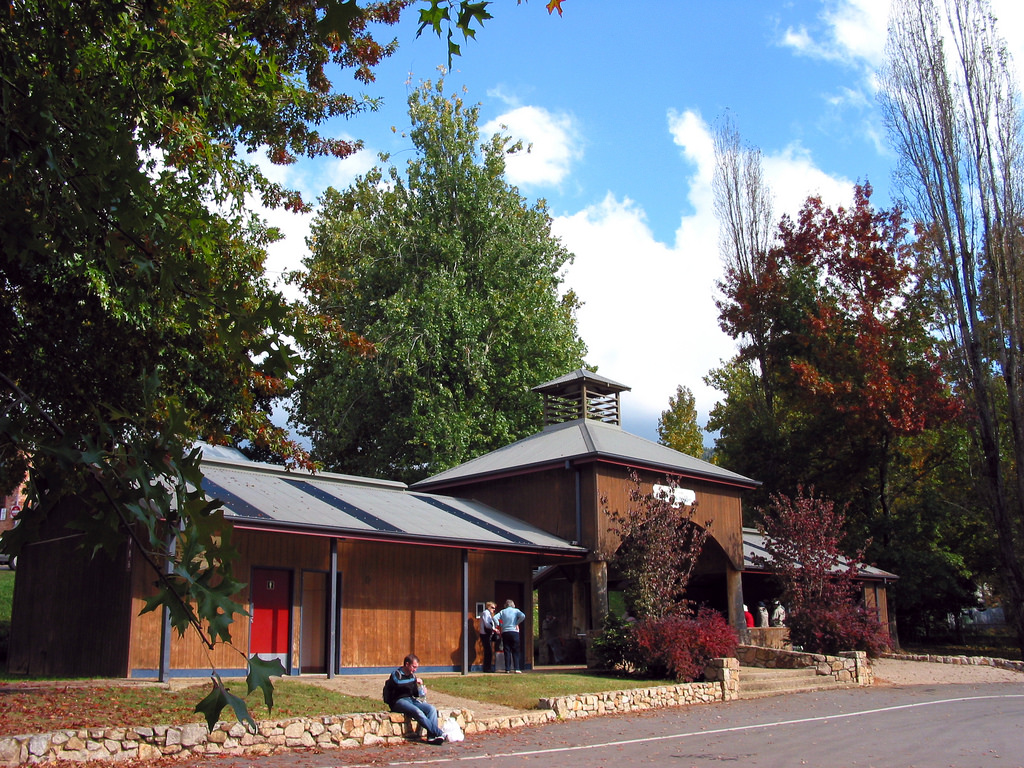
[501,631,520,672]
[391,696,442,738]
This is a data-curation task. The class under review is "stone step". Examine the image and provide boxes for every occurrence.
[738,665,845,699]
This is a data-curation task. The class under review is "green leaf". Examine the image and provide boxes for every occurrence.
[194,681,228,732]
[194,677,258,734]
[317,0,361,40]
[225,688,259,734]
[247,655,286,712]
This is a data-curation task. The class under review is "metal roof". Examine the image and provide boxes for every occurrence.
[742,528,898,581]
[532,368,631,394]
[412,417,759,490]
[199,456,586,557]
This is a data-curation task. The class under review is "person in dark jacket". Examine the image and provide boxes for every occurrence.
[479,601,498,672]
[382,654,445,744]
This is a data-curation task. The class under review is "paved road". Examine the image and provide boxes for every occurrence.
[177,682,1024,768]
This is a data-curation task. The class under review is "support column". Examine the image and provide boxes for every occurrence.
[571,566,588,634]
[726,564,746,642]
[328,539,338,678]
[589,559,608,629]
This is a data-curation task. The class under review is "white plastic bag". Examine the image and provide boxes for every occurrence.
[442,717,465,743]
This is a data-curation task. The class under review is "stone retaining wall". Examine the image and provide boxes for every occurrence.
[539,658,740,720]
[882,652,1024,673]
[0,708,555,766]
[0,659,740,765]
[736,645,872,686]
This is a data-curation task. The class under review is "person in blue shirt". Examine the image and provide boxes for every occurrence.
[382,654,446,744]
[493,599,527,673]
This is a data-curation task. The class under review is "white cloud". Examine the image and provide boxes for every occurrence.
[247,145,381,300]
[552,109,855,446]
[780,0,889,67]
[482,106,582,187]
[763,142,855,218]
[787,0,1024,82]
[823,0,890,68]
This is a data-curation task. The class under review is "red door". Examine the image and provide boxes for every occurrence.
[251,568,292,668]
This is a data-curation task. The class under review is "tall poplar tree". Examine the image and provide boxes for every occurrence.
[293,80,587,482]
[879,0,1024,655]
[657,385,705,458]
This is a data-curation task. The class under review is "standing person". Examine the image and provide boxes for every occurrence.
[479,601,497,673]
[743,604,755,628]
[757,601,770,627]
[382,654,446,744]
[771,600,787,627]
[494,599,526,673]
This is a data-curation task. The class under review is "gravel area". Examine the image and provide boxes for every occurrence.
[871,657,1024,686]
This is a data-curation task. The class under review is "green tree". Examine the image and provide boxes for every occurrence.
[292,79,587,482]
[1,0,408,723]
[657,385,704,457]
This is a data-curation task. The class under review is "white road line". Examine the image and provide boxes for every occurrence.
[327,694,1024,768]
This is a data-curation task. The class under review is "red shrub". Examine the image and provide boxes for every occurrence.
[631,607,739,682]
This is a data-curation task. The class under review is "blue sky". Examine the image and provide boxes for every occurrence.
[260,0,1024,445]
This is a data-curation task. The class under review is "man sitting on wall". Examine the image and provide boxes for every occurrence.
[383,654,446,744]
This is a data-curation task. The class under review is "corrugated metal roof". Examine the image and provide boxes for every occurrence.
[199,457,585,556]
[412,418,759,490]
[532,368,631,394]
[742,528,898,581]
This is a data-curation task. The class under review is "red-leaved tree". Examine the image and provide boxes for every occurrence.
[757,486,890,656]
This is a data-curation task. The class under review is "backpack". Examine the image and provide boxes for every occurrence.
[382,674,397,708]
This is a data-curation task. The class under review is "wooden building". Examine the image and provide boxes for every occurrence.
[8,451,585,678]
[411,369,762,652]
[9,368,894,679]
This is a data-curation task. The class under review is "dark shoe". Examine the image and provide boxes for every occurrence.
[428,735,446,745]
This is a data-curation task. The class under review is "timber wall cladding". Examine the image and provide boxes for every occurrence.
[467,551,535,669]
[9,498,134,678]
[593,465,745,570]
[433,468,578,542]
[129,529,331,674]
[337,539,461,668]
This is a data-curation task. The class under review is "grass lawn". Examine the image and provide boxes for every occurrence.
[0,570,13,624]
[0,679,384,737]
[427,671,675,711]
[0,672,677,737]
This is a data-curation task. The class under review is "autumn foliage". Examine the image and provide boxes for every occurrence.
[758,487,890,656]
[631,608,739,682]
[592,608,739,683]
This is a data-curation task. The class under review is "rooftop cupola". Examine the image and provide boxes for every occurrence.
[532,369,631,426]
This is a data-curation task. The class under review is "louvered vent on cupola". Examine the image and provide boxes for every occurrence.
[532,368,632,426]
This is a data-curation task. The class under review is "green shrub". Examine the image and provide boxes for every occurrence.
[590,612,640,673]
